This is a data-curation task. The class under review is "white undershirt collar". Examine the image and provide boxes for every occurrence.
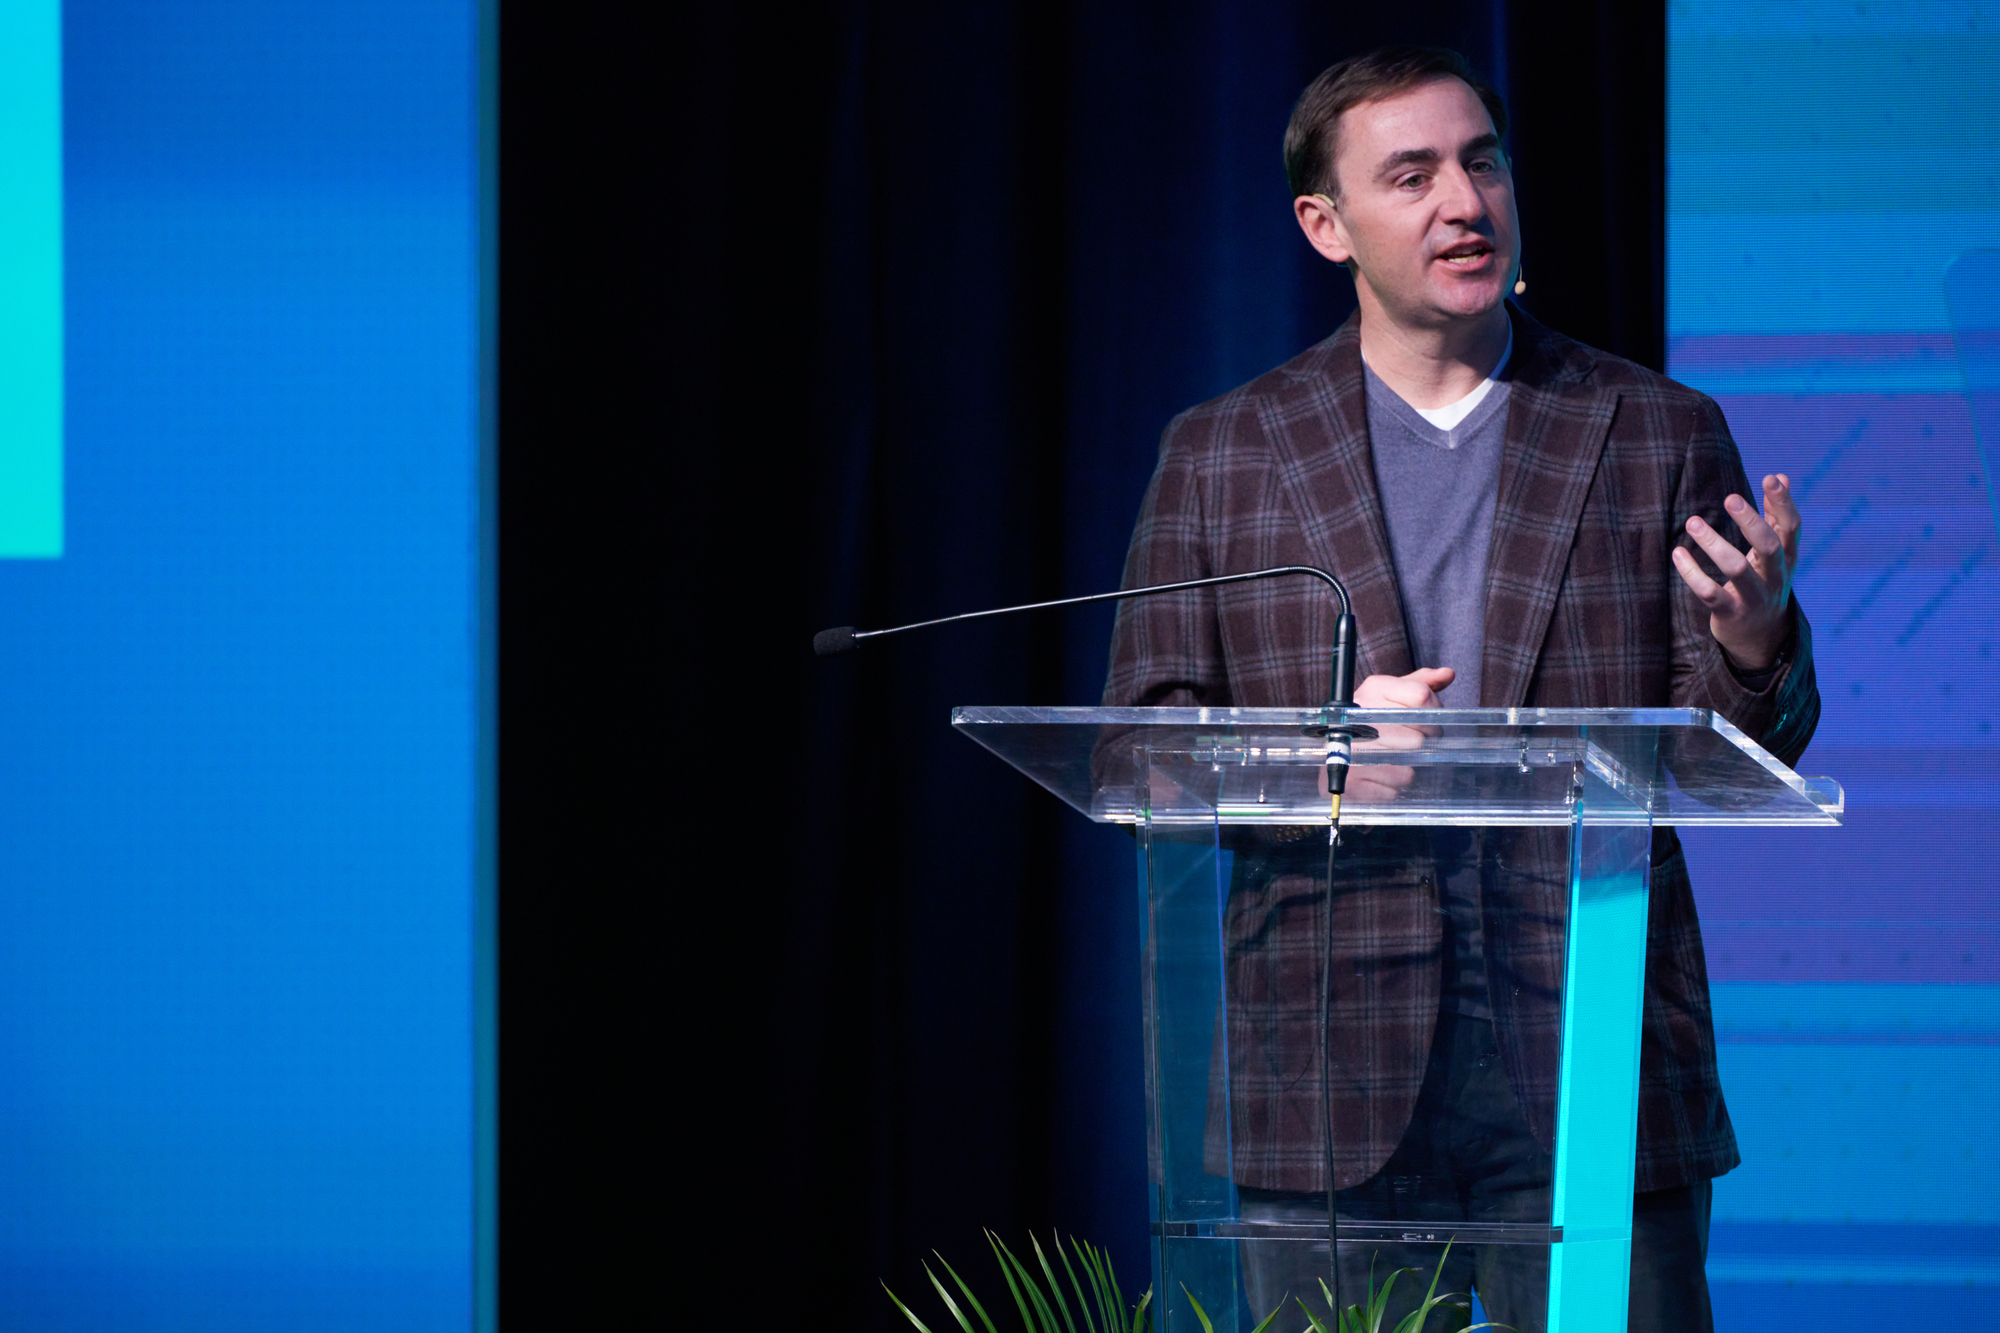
[1410,322,1514,431]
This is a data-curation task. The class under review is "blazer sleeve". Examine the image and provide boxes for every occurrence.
[1102,410,1233,708]
[1667,395,1821,767]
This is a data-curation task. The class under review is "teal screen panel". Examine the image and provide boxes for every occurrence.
[0,0,63,556]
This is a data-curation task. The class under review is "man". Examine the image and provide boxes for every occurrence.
[1103,47,1817,1333]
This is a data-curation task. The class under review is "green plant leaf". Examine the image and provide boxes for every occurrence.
[1372,1266,1410,1329]
[1389,1240,1472,1333]
[1179,1285,1216,1333]
[890,1231,1165,1333]
[1032,1233,1084,1333]
[934,1252,1003,1333]
[1247,1297,1288,1333]
[1129,1285,1152,1333]
[1055,1236,1101,1333]
[1421,1240,1452,1306]
[986,1233,1043,1331]
[1078,1237,1134,1333]
[1354,1252,1387,1329]
[990,1231,1063,1333]
[1105,1253,1131,1325]
[1313,1277,1355,1333]
[922,1259,986,1333]
[1069,1239,1107,1330]
[1296,1292,1336,1333]
[884,1281,941,1333]
[1016,1251,1066,1332]
[1070,1237,1120,1333]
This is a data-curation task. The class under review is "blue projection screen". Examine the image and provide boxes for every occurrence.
[0,2,485,1329]
[1669,1,2000,1324]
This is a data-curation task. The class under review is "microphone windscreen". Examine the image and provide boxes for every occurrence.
[813,626,859,656]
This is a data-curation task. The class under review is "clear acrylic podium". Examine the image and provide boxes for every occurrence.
[954,706,1842,1333]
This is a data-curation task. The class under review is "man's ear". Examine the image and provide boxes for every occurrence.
[1293,193,1353,267]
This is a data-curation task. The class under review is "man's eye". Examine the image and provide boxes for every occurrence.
[1398,174,1428,190]
[1468,158,1495,174]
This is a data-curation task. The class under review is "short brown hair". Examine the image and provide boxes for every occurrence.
[1283,46,1509,200]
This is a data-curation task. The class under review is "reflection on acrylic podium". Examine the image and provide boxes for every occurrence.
[957,707,1841,1333]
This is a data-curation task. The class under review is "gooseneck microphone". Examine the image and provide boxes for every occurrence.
[814,564,1364,825]
[814,564,1354,696]
[822,563,1369,1303]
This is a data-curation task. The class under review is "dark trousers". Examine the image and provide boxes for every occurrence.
[1238,1012,1712,1333]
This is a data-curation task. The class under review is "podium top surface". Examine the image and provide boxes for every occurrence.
[951,706,1843,827]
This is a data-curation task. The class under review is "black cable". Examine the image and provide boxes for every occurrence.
[1321,821,1343,1322]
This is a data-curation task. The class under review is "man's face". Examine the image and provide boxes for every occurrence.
[1320,77,1518,328]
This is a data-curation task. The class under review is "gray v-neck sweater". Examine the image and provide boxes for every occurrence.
[1363,362,1511,1020]
[1361,363,1509,706]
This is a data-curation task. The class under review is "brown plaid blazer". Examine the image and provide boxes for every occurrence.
[1105,306,1819,1194]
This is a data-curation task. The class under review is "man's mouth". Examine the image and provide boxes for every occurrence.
[1435,242,1494,270]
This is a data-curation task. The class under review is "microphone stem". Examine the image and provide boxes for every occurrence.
[854,565,1353,654]
[829,564,1361,713]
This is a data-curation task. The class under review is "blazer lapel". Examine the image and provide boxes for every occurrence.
[1260,321,1413,685]
[1480,320,1619,708]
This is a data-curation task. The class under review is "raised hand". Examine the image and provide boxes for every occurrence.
[1672,473,1799,671]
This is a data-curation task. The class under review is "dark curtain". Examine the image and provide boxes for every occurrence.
[500,0,1662,1323]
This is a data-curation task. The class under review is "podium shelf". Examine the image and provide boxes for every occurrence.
[953,705,1842,827]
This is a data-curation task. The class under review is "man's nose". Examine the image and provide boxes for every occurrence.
[1436,165,1487,226]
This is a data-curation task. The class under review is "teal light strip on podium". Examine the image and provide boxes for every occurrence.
[0,0,64,557]
[1547,818,1652,1332]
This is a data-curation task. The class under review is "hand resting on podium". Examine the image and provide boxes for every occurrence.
[1318,665,1456,806]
